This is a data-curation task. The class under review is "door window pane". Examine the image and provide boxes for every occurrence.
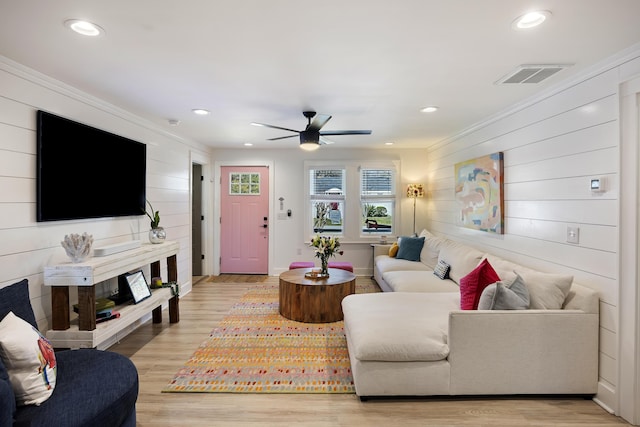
[229,172,260,195]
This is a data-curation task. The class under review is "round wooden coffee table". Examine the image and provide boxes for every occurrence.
[279,268,356,323]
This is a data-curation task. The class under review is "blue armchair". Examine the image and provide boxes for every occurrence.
[0,279,138,427]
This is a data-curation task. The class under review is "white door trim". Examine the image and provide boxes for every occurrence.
[213,160,274,276]
[190,151,212,276]
[618,74,640,425]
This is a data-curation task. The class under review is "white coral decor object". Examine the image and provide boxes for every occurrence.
[61,233,93,263]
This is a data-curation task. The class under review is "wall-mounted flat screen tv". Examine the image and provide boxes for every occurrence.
[36,110,146,222]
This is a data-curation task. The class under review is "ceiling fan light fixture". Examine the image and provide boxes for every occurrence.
[300,129,320,151]
[300,141,320,151]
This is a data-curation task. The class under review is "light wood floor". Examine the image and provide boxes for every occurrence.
[109,275,629,427]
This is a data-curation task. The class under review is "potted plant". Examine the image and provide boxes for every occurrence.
[145,200,166,244]
[310,234,343,276]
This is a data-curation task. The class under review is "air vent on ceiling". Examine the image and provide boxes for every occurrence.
[495,64,572,85]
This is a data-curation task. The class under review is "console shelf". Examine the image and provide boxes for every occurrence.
[44,240,180,349]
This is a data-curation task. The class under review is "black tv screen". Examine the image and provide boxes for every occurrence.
[36,110,146,222]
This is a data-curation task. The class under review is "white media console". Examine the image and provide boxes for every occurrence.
[44,240,180,349]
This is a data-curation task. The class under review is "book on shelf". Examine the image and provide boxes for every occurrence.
[73,298,116,319]
[72,297,115,312]
[96,312,120,324]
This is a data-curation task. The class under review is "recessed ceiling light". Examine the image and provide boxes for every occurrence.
[192,109,210,115]
[64,19,104,36]
[512,10,551,29]
[420,106,439,113]
[385,142,394,146]
[244,143,253,147]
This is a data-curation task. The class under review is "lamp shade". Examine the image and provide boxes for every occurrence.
[406,183,424,198]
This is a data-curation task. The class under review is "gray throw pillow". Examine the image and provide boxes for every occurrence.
[478,273,530,310]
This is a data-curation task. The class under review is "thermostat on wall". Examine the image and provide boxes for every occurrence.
[590,177,605,193]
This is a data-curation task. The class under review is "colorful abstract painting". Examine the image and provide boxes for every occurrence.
[454,152,504,234]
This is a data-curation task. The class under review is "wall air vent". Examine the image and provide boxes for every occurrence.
[495,64,572,84]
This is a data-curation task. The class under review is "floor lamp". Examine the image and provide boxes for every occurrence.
[406,184,424,236]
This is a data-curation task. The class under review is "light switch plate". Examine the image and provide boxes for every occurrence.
[567,226,580,244]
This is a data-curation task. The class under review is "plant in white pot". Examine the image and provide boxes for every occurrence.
[145,200,166,244]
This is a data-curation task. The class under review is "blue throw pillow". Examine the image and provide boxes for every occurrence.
[0,279,37,329]
[396,236,425,262]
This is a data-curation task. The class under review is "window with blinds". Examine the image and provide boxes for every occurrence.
[309,168,345,233]
[361,168,395,234]
[304,161,399,239]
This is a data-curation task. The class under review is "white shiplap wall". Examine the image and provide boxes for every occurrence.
[0,57,209,334]
[426,51,640,413]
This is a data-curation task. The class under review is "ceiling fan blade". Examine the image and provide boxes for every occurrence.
[268,134,299,141]
[319,130,372,136]
[319,136,334,145]
[306,114,332,132]
[251,122,300,134]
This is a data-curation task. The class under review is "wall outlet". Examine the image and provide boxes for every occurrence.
[567,226,580,244]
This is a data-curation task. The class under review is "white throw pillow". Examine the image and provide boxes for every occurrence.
[0,312,57,406]
[419,231,446,270]
[517,270,573,309]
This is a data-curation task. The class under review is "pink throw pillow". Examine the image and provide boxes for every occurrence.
[459,259,501,310]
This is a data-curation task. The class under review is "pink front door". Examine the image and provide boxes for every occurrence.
[220,166,269,274]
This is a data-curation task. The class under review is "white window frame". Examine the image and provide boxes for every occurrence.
[360,166,397,237]
[304,160,400,242]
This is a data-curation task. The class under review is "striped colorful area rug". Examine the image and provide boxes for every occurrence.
[163,279,379,394]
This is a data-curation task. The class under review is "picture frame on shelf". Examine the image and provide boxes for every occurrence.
[123,270,152,304]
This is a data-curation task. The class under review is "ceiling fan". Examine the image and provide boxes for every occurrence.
[251,111,372,151]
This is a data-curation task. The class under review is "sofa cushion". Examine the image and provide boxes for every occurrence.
[418,229,445,269]
[0,312,57,406]
[396,236,425,261]
[374,255,430,275]
[459,258,501,310]
[478,273,530,310]
[437,241,484,284]
[382,271,459,292]
[0,279,37,329]
[433,259,451,280]
[342,292,459,362]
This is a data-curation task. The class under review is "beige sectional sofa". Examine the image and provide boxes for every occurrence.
[342,230,599,399]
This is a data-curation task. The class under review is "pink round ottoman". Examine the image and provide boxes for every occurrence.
[289,261,315,270]
[328,261,353,273]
